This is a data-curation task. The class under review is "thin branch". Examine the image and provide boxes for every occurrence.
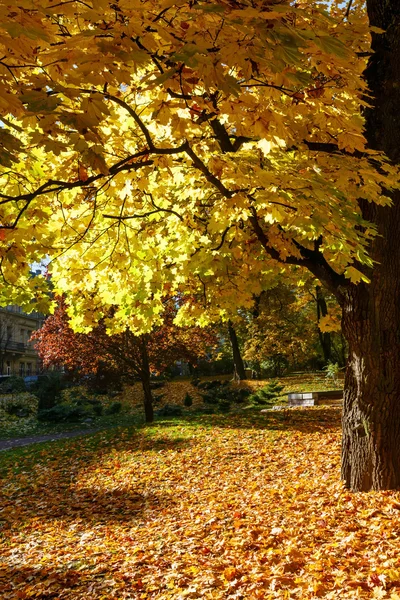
[145,191,184,222]
[184,145,233,198]
[302,140,365,159]
[344,0,354,19]
[0,155,153,229]
[211,226,231,251]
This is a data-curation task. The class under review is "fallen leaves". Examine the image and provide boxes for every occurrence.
[1,406,400,598]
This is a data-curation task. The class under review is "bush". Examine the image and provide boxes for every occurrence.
[201,391,220,405]
[201,384,251,406]
[191,378,200,388]
[324,361,340,385]
[249,380,284,406]
[153,393,165,404]
[259,356,289,378]
[92,403,103,416]
[0,393,39,427]
[32,372,66,410]
[5,403,31,417]
[0,376,26,394]
[105,401,122,415]
[195,406,215,415]
[195,356,235,376]
[218,400,231,413]
[150,381,166,390]
[156,404,183,417]
[184,392,193,407]
[35,384,121,421]
[83,366,123,394]
[38,404,89,422]
[197,380,226,391]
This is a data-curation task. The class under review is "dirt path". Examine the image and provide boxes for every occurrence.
[0,429,100,452]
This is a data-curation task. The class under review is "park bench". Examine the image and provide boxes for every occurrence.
[288,389,343,407]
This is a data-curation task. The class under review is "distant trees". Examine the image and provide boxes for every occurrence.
[227,282,345,378]
[33,300,217,422]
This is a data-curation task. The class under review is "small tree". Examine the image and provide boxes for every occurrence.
[32,299,217,422]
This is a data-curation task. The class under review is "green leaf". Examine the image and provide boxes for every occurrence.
[19,92,62,114]
[314,36,349,59]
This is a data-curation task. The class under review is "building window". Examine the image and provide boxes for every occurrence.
[20,329,25,343]
[6,326,12,341]
[26,363,32,376]
[19,363,25,377]
[6,361,11,376]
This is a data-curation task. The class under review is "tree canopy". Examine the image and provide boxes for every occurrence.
[33,298,217,377]
[0,0,396,332]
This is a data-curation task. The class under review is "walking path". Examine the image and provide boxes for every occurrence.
[0,429,100,452]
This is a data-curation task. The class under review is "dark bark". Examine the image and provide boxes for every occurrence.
[341,263,400,490]
[141,376,154,423]
[228,320,247,380]
[316,286,332,364]
[340,0,400,491]
[139,338,154,423]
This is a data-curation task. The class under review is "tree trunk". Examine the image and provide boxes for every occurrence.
[316,286,332,364]
[228,320,247,380]
[139,337,154,423]
[341,0,400,490]
[341,260,400,490]
[141,376,154,423]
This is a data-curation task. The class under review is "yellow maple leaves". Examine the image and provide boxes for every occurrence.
[0,0,396,329]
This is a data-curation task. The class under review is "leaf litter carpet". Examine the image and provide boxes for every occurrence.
[1,407,400,599]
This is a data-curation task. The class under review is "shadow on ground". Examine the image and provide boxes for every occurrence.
[0,563,142,599]
[155,406,342,434]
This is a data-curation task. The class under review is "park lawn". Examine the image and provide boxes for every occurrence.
[123,372,344,415]
[1,407,400,599]
[0,373,342,440]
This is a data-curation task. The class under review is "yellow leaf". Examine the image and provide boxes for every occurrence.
[344,266,371,285]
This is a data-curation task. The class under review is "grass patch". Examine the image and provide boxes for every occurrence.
[0,373,343,441]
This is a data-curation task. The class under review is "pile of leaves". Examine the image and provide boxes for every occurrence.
[119,379,208,414]
[2,407,400,599]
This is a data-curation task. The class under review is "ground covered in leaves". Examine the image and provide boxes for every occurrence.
[2,406,400,599]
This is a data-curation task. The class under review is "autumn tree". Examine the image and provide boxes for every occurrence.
[227,320,247,381]
[243,284,324,376]
[0,0,399,489]
[33,300,217,422]
[230,279,343,377]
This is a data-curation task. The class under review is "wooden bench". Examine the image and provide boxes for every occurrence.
[288,389,343,407]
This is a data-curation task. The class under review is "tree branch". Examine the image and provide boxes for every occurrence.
[248,206,347,302]
[303,140,365,159]
[0,154,153,229]
[211,226,232,251]
[184,145,233,197]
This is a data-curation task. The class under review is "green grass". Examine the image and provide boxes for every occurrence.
[0,373,343,441]
[0,425,130,476]
[0,404,335,475]
[0,410,145,440]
